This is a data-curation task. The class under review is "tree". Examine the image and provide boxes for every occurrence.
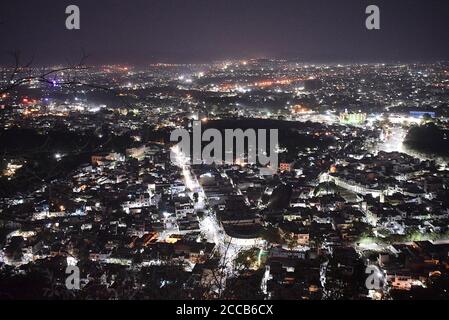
[260,225,282,244]
[422,113,433,124]
[234,247,260,270]
[283,232,297,250]
[4,236,24,262]
[0,50,90,96]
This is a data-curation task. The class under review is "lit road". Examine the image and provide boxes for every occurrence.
[375,126,408,154]
[373,124,448,166]
[171,146,256,293]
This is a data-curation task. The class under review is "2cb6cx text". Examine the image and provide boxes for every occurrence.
[220,304,274,315]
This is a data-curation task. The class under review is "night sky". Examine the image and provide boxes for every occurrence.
[1,0,449,65]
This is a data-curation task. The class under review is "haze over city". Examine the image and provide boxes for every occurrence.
[1,0,449,304]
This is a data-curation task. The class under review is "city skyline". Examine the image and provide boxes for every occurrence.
[2,0,449,305]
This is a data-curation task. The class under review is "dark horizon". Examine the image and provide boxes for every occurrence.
[1,0,449,66]
[3,56,449,68]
